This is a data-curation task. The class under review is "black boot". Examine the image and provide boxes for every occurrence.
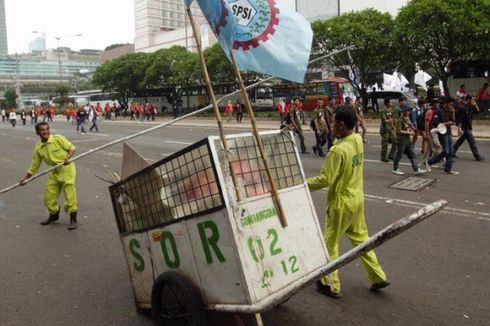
[41,210,60,225]
[68,212,78,230]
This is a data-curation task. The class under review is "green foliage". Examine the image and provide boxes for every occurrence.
[104,43,131,51]
[3,88,18,109]
[203,43,263,84]
[93,52,151,106]
[53,84,72,107]
[203,44,235,84]
[312,9,397,91]
[145,46,202,88]
[394,0,490,94]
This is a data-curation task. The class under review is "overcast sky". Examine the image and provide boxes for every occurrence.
[5,0,135,54]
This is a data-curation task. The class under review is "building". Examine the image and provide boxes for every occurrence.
[135,0,210,53]
[0,49,100,101]
[101,44,135,63]
[0,0,7,57]
[29,36,47,53]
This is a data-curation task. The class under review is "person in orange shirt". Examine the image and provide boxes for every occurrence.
[225,99,233,123]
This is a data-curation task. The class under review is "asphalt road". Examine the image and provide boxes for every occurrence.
[0,119,489,326]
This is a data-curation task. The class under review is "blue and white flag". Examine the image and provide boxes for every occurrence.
[184,0,237,56]
[228,0,313,83]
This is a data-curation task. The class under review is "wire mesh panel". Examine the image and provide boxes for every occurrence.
[216,132,304,200]
[110,140,224,234]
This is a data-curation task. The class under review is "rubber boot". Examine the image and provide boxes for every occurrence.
[68,212,78,230]
[41,210,60,225]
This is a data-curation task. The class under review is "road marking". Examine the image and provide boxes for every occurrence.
[81,133,109,137]
[370,144,472,154]
[365,159,412,166]
[72,139,101,143]
[165,140,193,145]
[364,193,490,222]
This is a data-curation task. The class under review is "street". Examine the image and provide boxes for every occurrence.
[0,119,489,326]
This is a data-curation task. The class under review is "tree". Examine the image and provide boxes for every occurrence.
[144,46,203,108]
[53,84,72,107]
[312,9,398,92]
[92,52,151,108]
[104,43,131,51]
[3,88,18,109]
[204,43,264,84]
[395,0,490,95]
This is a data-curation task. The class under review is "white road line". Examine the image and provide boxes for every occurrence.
[364,193,490,222]
[165,140,193,145]
[72,139,100,143]
[81,133,109,137]
[370,144,472,154]
[364,159,412,166]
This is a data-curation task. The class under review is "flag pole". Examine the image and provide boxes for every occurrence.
[229,53,288,228]
[186,7,242,202]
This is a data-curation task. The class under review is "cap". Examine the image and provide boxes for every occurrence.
[345,96,352,103]
[431,98,440,105]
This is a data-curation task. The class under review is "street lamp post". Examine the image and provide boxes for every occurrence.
[53,34,82,80]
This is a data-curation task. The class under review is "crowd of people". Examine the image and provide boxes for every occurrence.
[1,106,57,127]
[276,91,486,177]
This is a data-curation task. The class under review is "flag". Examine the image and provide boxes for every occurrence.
[228,0,312,83]
[414,70,432,91]
[184,0,237,55]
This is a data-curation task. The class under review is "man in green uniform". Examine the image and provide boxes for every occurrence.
[20,122,79,230]
[308,108,389,298]
[380,98,397,162]
[288,98,309,154]
[311,100,328,157]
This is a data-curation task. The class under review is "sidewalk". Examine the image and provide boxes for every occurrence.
[61,116,490,139]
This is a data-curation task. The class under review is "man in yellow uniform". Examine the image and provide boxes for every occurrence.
[307,108,389,298]
[20,122,78,230]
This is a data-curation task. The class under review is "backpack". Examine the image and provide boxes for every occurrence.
[416,109,427,130]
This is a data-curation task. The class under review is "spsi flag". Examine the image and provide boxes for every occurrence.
[228,0,313,83]
[184,0,237,55]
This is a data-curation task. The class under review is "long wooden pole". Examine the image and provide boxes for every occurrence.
[186,8,241,202]
[0,47,354,196]
[229,53,288,227]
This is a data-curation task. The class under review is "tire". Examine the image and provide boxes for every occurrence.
[151,271,207,326]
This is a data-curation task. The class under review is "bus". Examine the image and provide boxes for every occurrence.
[76,90,119,108]
[131,83,274,113]
[272,77,357,111]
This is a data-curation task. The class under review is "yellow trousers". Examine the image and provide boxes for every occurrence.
[321,197,386,293]
[44,163,78,214]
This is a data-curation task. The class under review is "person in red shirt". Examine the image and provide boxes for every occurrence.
[225,99,233,123]
[478,82,490,110]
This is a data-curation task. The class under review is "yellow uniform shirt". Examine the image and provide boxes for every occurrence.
[307,133,364,201]
[28,135,76,175]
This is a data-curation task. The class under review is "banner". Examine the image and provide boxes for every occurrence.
[185,0,237,55]
[228,0,313,83]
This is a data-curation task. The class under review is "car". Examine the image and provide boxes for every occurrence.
[365,90,418,112]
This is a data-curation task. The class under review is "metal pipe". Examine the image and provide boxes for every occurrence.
[208,200,447,313]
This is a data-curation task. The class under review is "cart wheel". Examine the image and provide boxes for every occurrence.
[151,271,207,326]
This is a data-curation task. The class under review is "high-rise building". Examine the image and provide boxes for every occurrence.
[0,0,8,57]
[135,0,207,53]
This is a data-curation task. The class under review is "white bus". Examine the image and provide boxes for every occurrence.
[76,90,119,107]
